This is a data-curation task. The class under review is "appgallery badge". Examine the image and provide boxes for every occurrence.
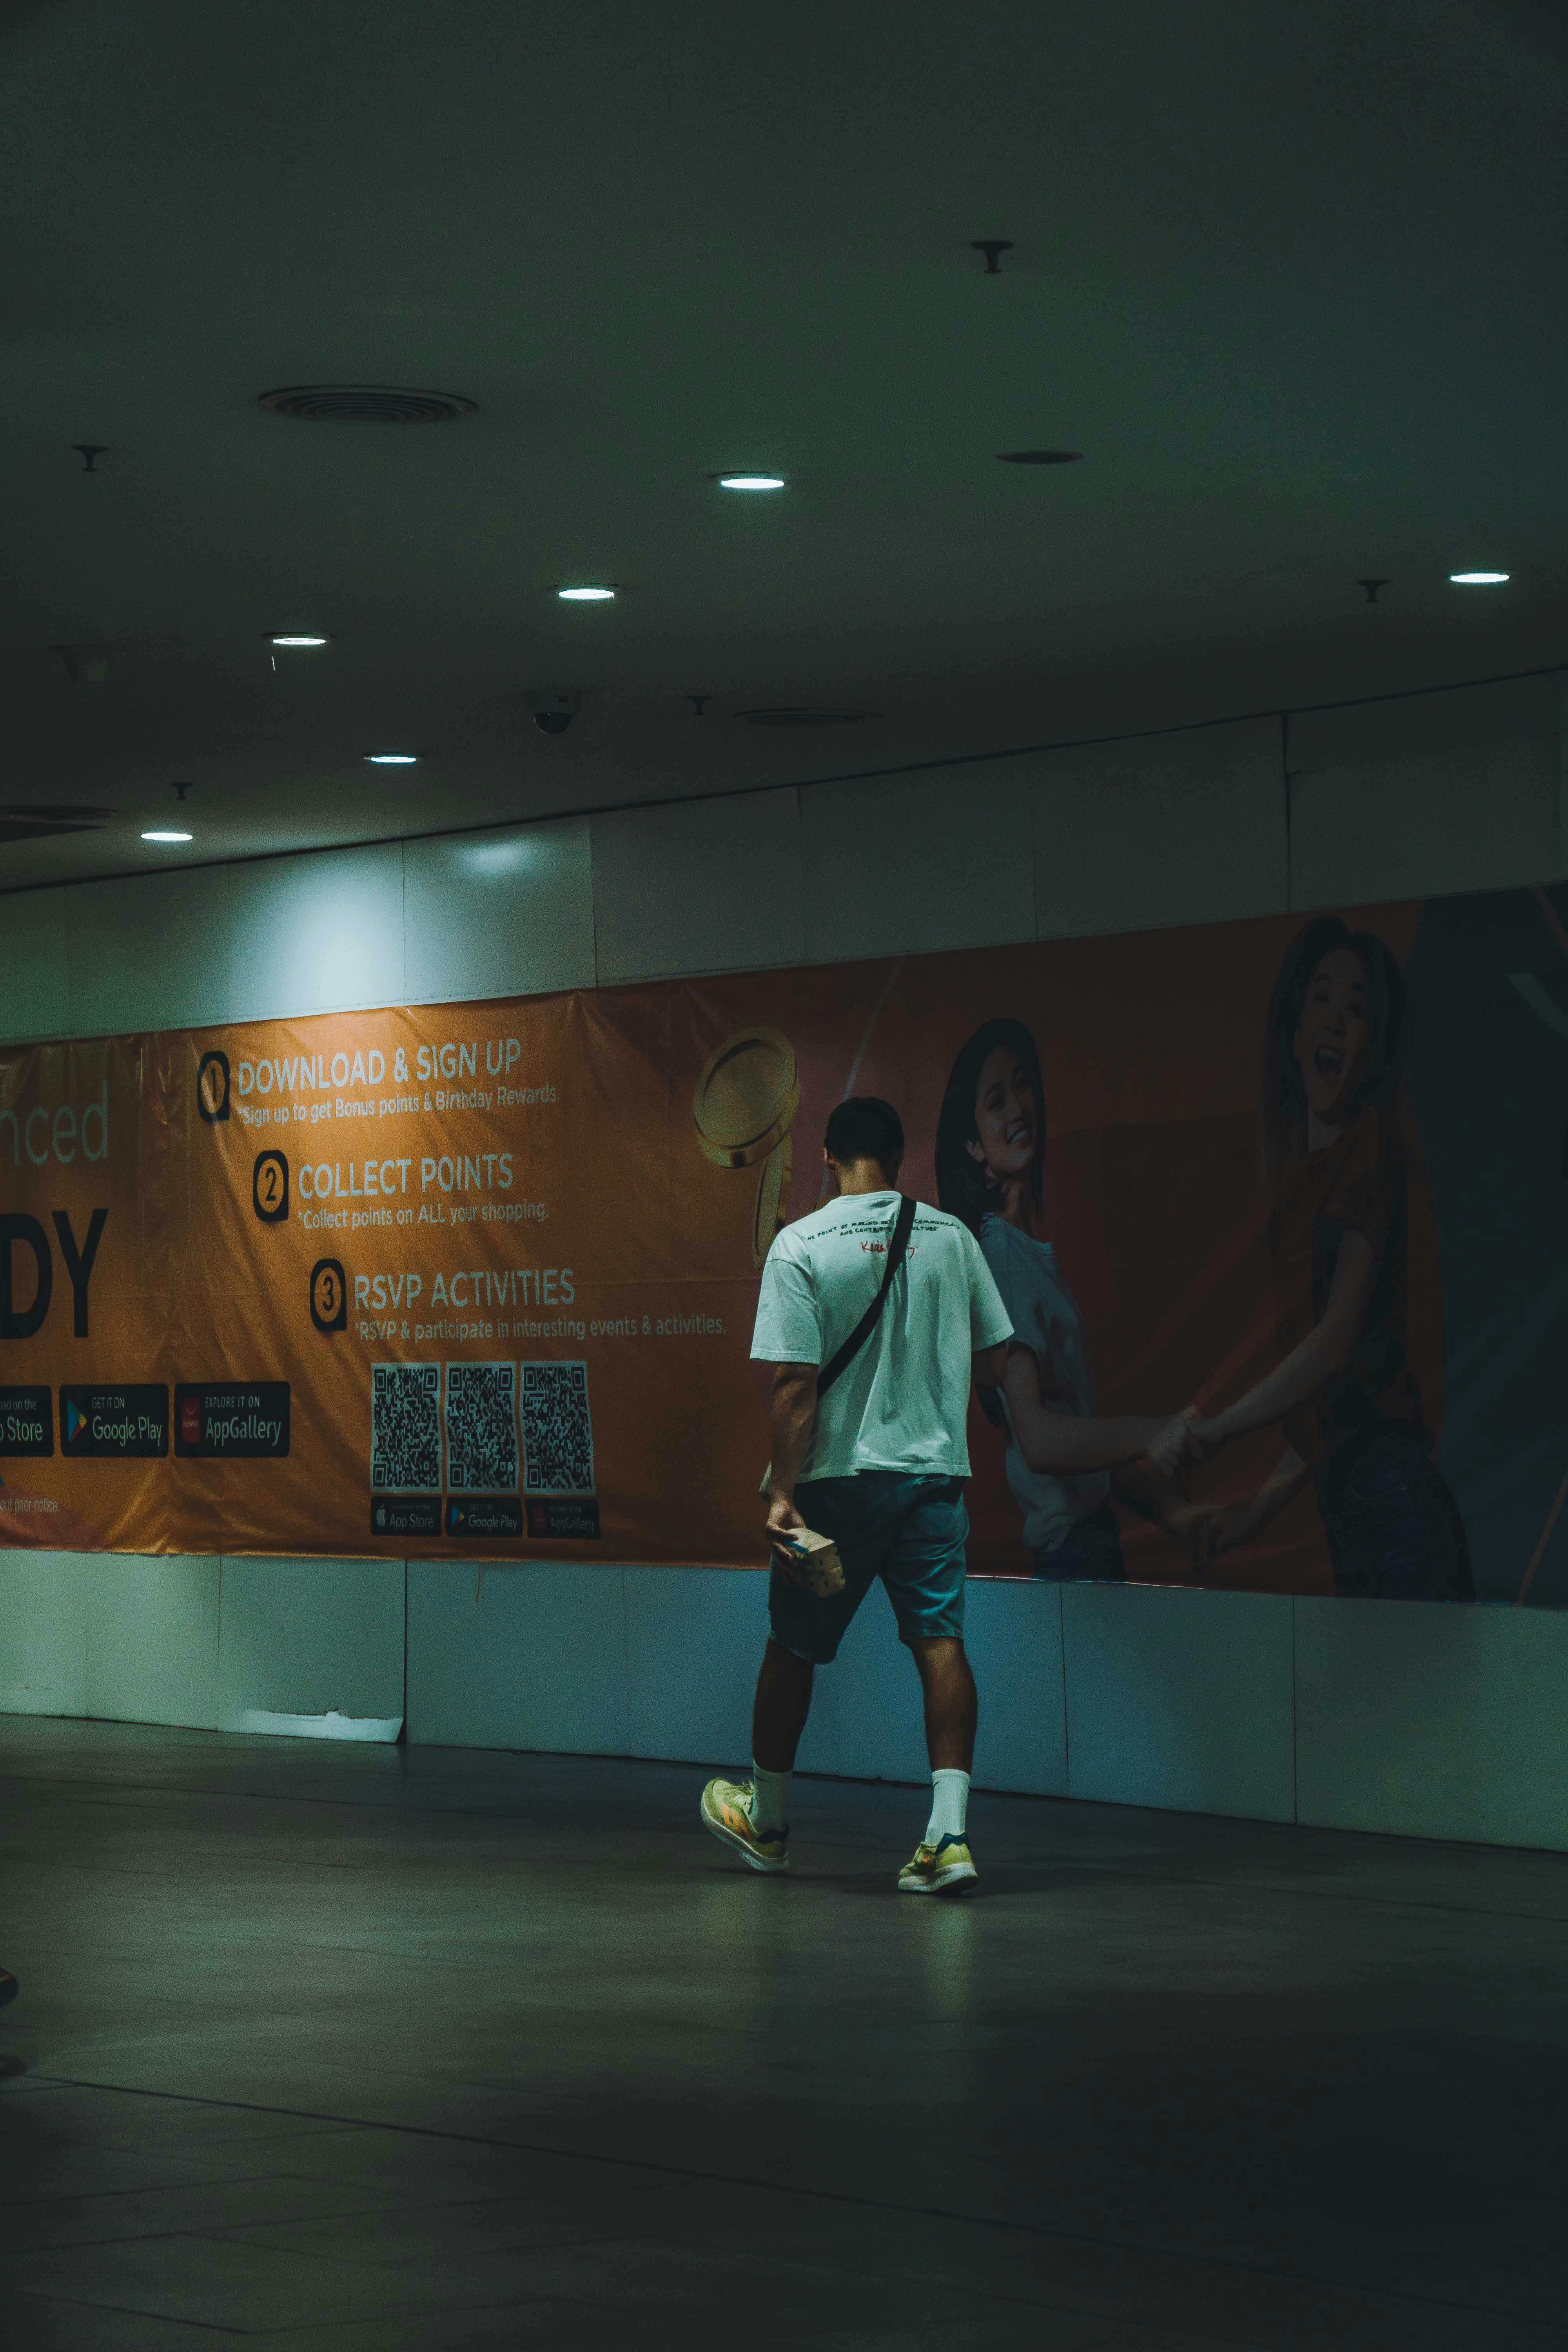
[173,1383,290,1459]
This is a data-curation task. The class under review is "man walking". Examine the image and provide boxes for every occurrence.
[701,1096,1012,1895]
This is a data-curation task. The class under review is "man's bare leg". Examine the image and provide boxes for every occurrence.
[751,1638,815,1773]
[699,1640,809,1869]
[908,1635,976,1771]
[898,1636,979,1891]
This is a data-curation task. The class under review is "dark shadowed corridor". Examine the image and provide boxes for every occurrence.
[0,1718,1563,2348]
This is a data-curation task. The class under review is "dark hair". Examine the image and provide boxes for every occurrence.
[1260,915,1409,1185]
[935,1017,1046,1237]
[824,1095,904,1174]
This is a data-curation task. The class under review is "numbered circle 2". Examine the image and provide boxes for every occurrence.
[252,1150,289,1223]
[310,1257,347,1333]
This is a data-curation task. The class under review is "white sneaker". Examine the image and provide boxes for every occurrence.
[700,1777,790,1873]
[897,1834,978,1896]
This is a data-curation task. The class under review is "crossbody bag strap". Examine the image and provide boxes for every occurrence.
[759,1193,917,1502]
[816,1192,916,1402]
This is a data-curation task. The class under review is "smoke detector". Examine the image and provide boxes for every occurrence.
[258,386,477,424]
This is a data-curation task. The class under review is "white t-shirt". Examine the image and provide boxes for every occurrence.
[978,1214,1109,1553]
[751,1190,1013,1483]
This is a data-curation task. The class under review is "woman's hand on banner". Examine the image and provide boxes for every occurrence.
[1155,1501,1238,1568]
[1147,1406,1203,1478]
[1182,1448,1307,1568]
[1185,1506,1245,1569]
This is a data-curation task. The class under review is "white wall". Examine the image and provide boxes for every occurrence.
[407,1566,1568,1852]
[2,671,1566,1852]
[7,681,1563,1041]
[0,1553,403,1739]
[1286,673,1562,910]
[4,1548,1562,1849]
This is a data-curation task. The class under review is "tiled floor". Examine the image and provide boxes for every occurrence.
[0,1717,1564,2348]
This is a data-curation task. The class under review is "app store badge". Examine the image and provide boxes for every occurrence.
[370,1496,441,1538]
[0,1385,53,1457]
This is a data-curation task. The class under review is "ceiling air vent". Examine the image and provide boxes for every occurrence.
[738,708,876,728]
[258,386,477,424]
[1,802,115,844]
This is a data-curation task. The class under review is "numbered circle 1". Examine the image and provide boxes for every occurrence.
[309,1256,347,1333]
[197,1048,230,1123]
[252,1150,289,1222]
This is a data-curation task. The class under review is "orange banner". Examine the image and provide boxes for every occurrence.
[0,901,1487,1596]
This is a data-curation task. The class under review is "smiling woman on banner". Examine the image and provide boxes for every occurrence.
[935,1018,1190,1579]
[1157,916,1473,1601]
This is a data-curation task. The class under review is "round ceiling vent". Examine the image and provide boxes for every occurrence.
[738,707,876,728]
[258,386,477,424]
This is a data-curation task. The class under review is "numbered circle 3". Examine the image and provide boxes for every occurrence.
[310,1257,347,1333]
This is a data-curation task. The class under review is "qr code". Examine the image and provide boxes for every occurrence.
[370,1363,441,1491]
[446,1362,518,1492]
[521,1361,594,1494]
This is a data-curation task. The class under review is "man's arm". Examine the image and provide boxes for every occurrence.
[766,1363,819,1560]
[973,1341,1007,1388]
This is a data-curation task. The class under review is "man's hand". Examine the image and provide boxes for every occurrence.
[766,1488,807,1566]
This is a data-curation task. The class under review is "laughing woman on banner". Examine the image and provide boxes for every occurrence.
[1157,916,1473,1601]
[936,1018,1189,1579]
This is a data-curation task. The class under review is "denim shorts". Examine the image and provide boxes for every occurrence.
[768,1470,969,1665]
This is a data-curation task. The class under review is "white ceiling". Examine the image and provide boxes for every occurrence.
[2,0,1564,886]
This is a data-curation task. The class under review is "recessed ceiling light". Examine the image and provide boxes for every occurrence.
[142,829,192,843]
[1449,570,1509,585]
[717,474,786,491]
[367,752,417,765]
[270,633,330,647]
[557,585,615,602]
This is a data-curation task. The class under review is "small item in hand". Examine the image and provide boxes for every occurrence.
[777,1525,845,1597]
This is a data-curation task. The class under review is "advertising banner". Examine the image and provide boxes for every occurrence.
[2,882,1566,1604]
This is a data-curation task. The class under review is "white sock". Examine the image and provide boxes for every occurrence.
[925,1768,969,1846]
[747,1761,791,1835]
